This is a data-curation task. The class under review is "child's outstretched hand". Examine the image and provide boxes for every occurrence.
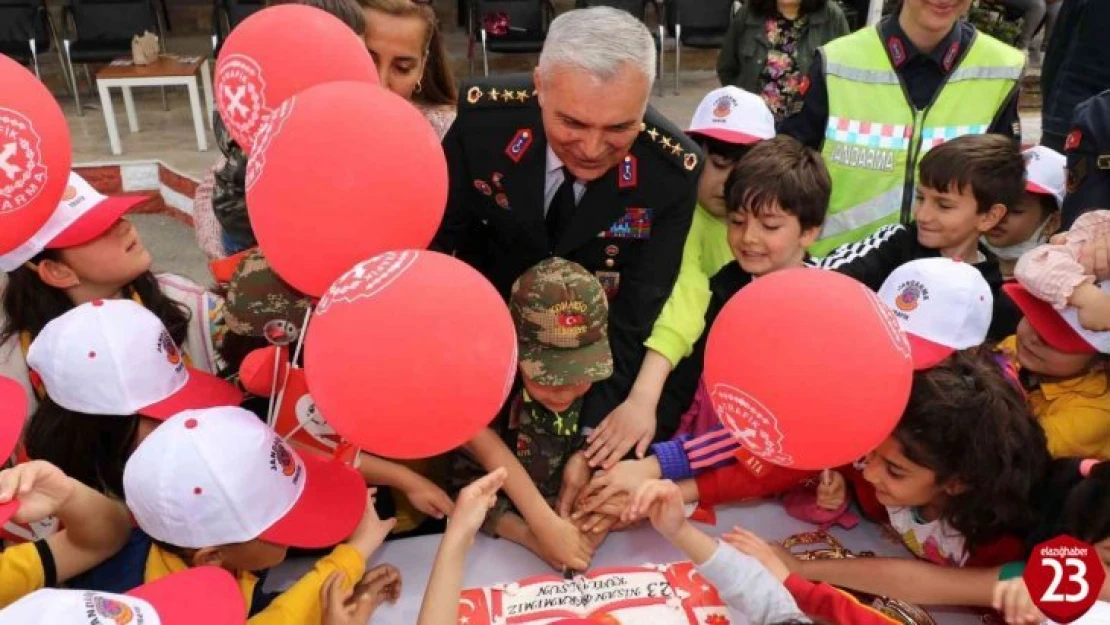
[573,457,659,520]
[624,480,686,540]
[446,467,508,542]
[321,571,379,625]
[991,579,1045,625]
[556,452,591,518]
[816,470,847,511]
[720,526,793,582]
[0,460,75,523]
[532,514,594,571]
[403,475,455,521]
[347,488,397,559]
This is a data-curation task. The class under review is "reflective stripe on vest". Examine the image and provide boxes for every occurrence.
[811,27,1024,258]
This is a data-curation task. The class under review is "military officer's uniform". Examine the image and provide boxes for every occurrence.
[432,74,702,437]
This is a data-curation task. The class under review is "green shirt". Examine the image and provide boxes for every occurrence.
[644,204,734,367]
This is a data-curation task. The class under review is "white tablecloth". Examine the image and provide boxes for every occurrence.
[265,500,987,624]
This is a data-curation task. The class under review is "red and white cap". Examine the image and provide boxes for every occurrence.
[1004,281,1110,354]
[0,376,28,526]
[1023,146,1066,210]
[0,172,146,272]
[26,299,242,419]
[878,258,994,370]
[123,406,367,549]
[687,86,775,145]
[0,567,246,625]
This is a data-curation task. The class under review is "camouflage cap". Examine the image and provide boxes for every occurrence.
[224,249,314,339]
[510,257,613,386]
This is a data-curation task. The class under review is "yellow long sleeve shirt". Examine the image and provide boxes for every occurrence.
[999,336,1110,459]
[0,542,46,609]
[644,205,733,366]
[145,543,367,624]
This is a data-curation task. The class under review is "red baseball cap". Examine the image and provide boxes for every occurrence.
[0,566,246,625]
[1004,282,1110,354]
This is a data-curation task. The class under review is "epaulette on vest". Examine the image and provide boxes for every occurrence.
[461,78,538,109]
[640,110,703,175]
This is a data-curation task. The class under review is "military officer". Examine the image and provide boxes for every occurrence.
[431,7,702,458]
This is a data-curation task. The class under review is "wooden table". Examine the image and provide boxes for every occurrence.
[95,55,214,156]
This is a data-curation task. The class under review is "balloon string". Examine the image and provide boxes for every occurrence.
[268,306,314,429]
[265,345,284,428]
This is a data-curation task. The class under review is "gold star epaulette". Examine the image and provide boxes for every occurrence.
[463,83,536,108]
[640,122,701,173]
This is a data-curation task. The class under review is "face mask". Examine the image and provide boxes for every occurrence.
[981,218,1052,260]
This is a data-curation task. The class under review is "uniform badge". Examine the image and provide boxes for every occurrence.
[684,153,699,172]
[505,128,533,163]
[1065,130,1082,152]
[601,207,653,239]
[942,41,960,72]
[618,155,638,189]
[491,171,504,189]
[495,193,510,209]
[474,179,492,196]
[466,86,483,105]
[595,270,621,299]
[887,36,906,67]
[799,75,811,97]
[605,244,619,257]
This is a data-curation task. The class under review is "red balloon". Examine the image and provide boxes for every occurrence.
[239,345,289,397]
[214,4,378,154]
[0,56,72,255]
[246,81,447,296]
[703,268,913,470]
[305,250,517,459]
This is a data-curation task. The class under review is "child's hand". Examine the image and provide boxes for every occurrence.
[573,457,660,519]
[584,399,657,469]
[403,475,454,521]
[347,488,397,559]
[720,526,793,582]
[816,470,847,511]
[0,461,75,523]
[532,513,594,571]
[446,467,507,541]
[576,491,630,534]
[357,564,402,608]
[1072,283,1110,331]
[624,480,686,540]
[991,578,1045,625]
[320,571,377,625]
[556,452,591,518]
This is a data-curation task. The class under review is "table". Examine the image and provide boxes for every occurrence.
[95,56,215,156]
[265,500,986,624]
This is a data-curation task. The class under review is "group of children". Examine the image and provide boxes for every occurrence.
[1,73,1109,625]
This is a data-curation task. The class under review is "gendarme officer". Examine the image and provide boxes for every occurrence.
[432,7,702,453]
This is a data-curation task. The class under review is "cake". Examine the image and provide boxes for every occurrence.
[457,562,733,625]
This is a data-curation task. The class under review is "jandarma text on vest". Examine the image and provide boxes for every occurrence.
[829,144,897,172]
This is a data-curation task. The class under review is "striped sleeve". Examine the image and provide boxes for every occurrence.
[815,225,914,290]
[683,425,742,475]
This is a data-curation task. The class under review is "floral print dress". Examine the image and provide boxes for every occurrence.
[759,15,809,122]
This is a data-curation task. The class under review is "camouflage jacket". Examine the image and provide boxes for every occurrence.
[212,114,256,248]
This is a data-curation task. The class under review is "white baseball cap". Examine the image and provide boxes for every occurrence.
[124,406,367,549]
[26,299,242,419]
[0,567,245,625]
[1004,281,1110,354]
[1023,146,1066,210]
[878,258,994,370]
[0,172,147,272]
[687,86,775,145]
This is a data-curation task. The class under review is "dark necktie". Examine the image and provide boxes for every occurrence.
[546,167,578,244]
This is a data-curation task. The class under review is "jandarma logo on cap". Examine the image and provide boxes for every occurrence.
[62,185,78,201]
[84,593,138,625]
[156,330,184,371]
[269,437,302,482]
[549,301,588,337]
[895,280,929,313]
[712,95,736,119]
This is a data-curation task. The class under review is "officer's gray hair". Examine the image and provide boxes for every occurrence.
[537,7,656,86]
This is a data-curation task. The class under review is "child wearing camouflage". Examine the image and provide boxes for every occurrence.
[449,257,614,572]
